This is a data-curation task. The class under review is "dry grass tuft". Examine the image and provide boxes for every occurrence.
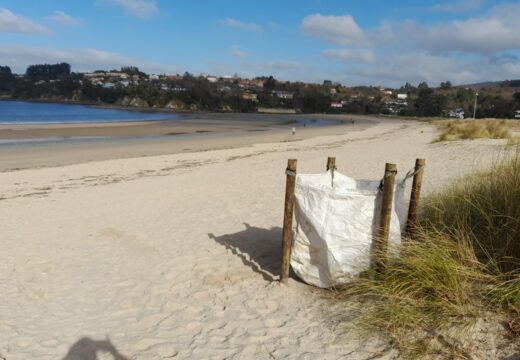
[421,154,520,272]
[340,154,520,358]
[434,120,512,142]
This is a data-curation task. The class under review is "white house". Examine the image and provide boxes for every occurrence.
[330,102,343,109]
[206,76,218,83]
[515,110,520,119]
[397,93,408,100]
[274,91,294,100]
[446,108,465,119]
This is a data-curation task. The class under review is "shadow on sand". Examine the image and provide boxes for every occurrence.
[209,223,287,282]
[62,337,128,360]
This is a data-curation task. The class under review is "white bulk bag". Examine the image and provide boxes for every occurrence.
[290,171,408,288]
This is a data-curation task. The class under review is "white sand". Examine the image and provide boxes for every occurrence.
[0,119,513,359]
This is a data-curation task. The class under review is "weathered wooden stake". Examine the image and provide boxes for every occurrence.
[280,159,297,284]
[405,158,426,240]
[326,157,336,171]
[374,163,397,270]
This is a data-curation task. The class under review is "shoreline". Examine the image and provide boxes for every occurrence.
[0,114,383,171]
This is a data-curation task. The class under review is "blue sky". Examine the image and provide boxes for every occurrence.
[0,0,519,87]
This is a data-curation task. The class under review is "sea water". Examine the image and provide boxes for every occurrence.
[0,100,176,125]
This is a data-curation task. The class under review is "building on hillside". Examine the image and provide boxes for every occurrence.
[165,75,183,82]
[384,99,408,115]
[221,75,234,81]
[397,93,408,100]
[274,91,294,100]
[330,102,343,109]
[106,72,129,79]
[242,91,258,101]
[515,110,520,119]
[250,79,264,88]
[218,86,232,93]
[444,108,465,119]
[83,73,106,83]
[238,79,264,89]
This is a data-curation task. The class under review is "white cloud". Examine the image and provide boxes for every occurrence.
[108,0,158,19]
[322,48,375,63]
[229,46,247,58]
[0,46,178,74]
[0,8,48,34]
[47,11,82,26]
[336,51,520,87]
[300,14,365,45]
[430,0,485,12]
[370,3,520,54]
[222,18,262,32]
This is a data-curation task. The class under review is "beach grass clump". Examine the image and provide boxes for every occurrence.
[343,233,490,356]
[434,120,512,142]
[421,154,520,272]
[341,155,520,357]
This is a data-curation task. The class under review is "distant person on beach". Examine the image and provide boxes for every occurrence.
[292,127,296,135]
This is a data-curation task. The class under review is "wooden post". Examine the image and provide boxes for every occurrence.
[405,159,426,240]
[374,163,397,270]
[326,157,336,171]
[280,159,297,284]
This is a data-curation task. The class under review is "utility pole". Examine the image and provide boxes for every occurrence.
[473,90,479,119]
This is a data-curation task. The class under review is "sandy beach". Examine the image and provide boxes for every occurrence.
[0,117,515,359]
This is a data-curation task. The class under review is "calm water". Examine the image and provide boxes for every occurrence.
[0,100,176,124]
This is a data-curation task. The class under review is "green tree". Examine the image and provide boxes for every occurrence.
[415,86,446,116]
[440,81,452,90]
[0,66,15,92]
[26,63,71,80]
[120,66,145,77]
[418,81,429,89]
[264,76,276,92]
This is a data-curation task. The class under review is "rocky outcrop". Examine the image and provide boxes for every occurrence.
[165,100,185,110]
[118,96,149,107]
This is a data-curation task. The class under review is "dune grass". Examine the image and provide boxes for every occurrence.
[434,120,512,142]
[341,154,520,357]
[421,154,520,272]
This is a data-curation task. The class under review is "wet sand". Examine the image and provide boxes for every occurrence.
[0,113,379,171]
